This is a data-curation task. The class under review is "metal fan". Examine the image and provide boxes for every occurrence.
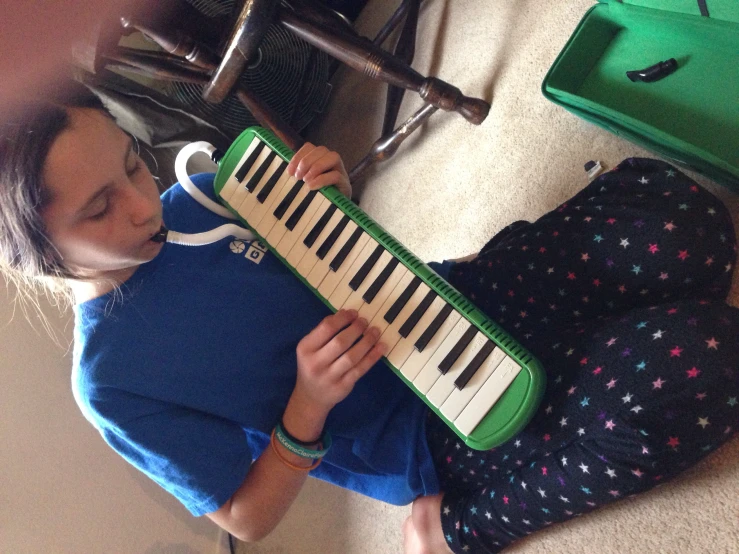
[166,0,332,135]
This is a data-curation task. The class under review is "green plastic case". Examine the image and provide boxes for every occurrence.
[213,127,547,450]
[543,0,739,190]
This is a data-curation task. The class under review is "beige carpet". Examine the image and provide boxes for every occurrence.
[239,0,739,552]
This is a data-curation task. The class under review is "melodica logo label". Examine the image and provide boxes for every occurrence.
[230,240,269,264]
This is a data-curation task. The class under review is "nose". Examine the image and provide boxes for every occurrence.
[125,183,160,227]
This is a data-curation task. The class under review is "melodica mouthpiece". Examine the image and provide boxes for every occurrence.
[626,58,678,83]
[150,226,169,243]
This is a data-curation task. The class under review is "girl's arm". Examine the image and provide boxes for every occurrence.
[207,309,385,541]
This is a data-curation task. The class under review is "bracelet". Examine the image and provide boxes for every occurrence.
[280,417,322,446]
[274,422,332,459]
[270,430,322,472]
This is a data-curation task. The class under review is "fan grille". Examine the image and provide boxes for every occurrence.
[167,0,331,135]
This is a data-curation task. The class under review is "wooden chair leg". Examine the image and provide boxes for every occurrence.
[382,0,420,137]
[279,7,490,125]
[349,102,438,183]
[113,19,304,151]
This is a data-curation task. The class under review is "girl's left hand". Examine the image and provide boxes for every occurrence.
[287,142,352,199]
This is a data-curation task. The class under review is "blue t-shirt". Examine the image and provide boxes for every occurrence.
[72,174,453,517]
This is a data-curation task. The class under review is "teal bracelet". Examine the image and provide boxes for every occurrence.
[274,422,332,459]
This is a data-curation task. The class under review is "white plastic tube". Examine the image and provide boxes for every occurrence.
[166,224,254,246]
[167,142,256,246]
[174,141,237,220]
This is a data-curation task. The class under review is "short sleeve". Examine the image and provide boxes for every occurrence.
[95,392,254,517]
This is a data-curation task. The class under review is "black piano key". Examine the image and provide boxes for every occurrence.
[245,151,277,192]
[234,142,266,182]
[273,180,304,220]
[438,326,477,375]
[349,245,384,291]
[304,204,338,248]
[363,257,400,303]
[414,303,454,352]
[329,227,363,271]
[398,290,436,338]
[317,215,350,260]
[454,341,496,390]
[384,276,422,324]
[256,161,288,203]
[285,190,318,231]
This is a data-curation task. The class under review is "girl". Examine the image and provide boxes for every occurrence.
[1,84,737,554]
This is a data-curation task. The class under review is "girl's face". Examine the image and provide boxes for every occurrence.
[41,108,163,281]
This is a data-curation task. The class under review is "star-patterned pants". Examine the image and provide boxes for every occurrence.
[427,158,739,553]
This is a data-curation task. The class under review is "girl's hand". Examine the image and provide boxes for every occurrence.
[287,142,352,199]
[293,309,385,414]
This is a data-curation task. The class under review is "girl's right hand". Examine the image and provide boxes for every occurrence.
[293,309,386,414]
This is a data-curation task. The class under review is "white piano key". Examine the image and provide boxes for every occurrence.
[440,346,506,422]
[426,331,488,409]
[284,197,332,266]
[367,270,416,335]
[295,208,347,278]
[233,155,285,221]
[266,186,311,251]
[386,295,447,370]
[378,281,432,354]
[327,238,379,309]
[317,232,370,300]
[220,136,261,202]
[254,175,300,237]
[453,356,522,437]
[341,249,394,313]
[306,219,359,288]
[357,260,408,322]
[228,145,273,210]
[411,318,470,394]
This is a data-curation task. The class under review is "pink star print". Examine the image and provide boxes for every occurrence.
[592,366,603,375]
[606,218,617,225]
[605,420,616,430]
[667,437,680,448]
[648,244,659,254]
[664,221,676,231]
[653,377,666,389]
[686,367,701,378]
[677,250,690,261]
[606,378,618,389]
[670,346,683,357]
[705,337,719,349]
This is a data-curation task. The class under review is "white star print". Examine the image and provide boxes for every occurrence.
[537,488,546,498]
[697,417,710,428]
[639,176,649,184]
[559,495,570,503]
[622,393,633,403]
[652,329,664,339]
[561,456,568,466]
[515,439,522,447]
[620,238,630,248]
[577,427,586,436]
[579,462,590,474]
[605,467,617,479]
[631,405,643,414]
[560,417,568,427]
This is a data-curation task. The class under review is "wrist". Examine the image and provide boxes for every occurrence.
[283,391,330,444]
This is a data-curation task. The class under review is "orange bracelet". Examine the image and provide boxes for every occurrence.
[270,429,322,472]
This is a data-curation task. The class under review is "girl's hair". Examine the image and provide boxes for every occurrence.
[0,81,111,307]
